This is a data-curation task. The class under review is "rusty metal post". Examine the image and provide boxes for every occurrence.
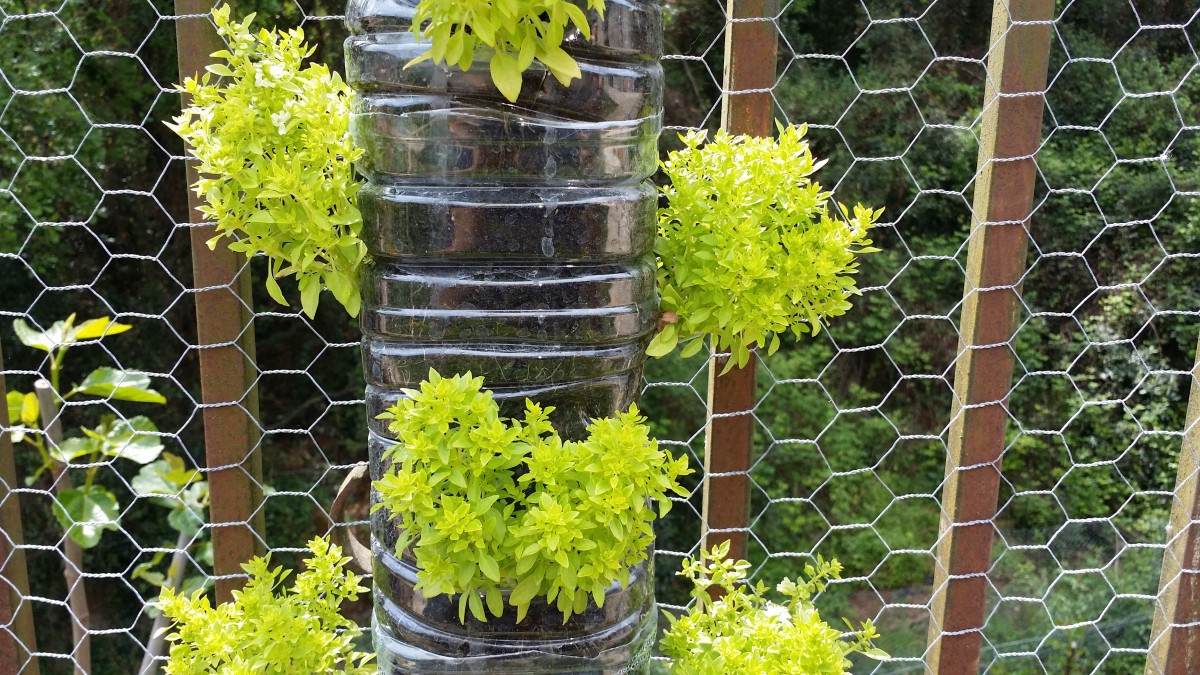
[1147,331,1200,675]
[700,0,779,562]
[924,1,1054,672]
[0,347,38,675]
[175,0,266,604]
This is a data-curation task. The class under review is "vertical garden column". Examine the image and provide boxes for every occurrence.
[345,0,663,671]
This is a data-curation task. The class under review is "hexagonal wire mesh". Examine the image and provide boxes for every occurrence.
[1,0,1199,673]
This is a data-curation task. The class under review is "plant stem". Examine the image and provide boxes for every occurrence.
[34,379,91,675]
[138,529,190,675]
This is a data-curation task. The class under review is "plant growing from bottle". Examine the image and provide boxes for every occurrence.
[408,0,607,101]
[169,6,364,319]
[373,369,692,623]
[6,315,209,673]
[157,536,374,673]
[649,124,883,371]
[659,541,888,674]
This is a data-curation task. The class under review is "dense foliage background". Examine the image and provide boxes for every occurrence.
[2,0,1198,672]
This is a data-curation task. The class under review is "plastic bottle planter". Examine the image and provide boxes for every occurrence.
[345,0,663,672]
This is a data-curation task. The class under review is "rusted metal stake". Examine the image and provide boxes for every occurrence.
[175,0,266,604]
[0,347,38,675]
[924,1,1054,673]
[699,0,780,563]
[1146,330,1200,675]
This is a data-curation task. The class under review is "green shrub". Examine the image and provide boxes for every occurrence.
[373,369,692,623]
[650,124,881,370]
[157,537,374,674]
[169,7,364,319]
[410,0,607,101]
[660,541,887,674]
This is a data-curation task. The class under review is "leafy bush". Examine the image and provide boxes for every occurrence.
[410,0,607,102]
[157,537,374,674]
[650,124,881,370]
[373,369,692,623]
[170,7,364,318]
[660,541,886,674]
[7,315,169,548]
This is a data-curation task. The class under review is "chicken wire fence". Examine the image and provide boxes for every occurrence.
[1,0,1199,673]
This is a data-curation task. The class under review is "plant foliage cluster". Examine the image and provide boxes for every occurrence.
[158,537,374,674]
[374,369,692,623]
[410,0,607,102]
[650,125,882,370]
[6,316,207,550]
[660,541,886,674]
[169,6,364,318]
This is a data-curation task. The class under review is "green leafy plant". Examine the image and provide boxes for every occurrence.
[374,369,692,623]
[409,0,607,102]
[169,6,365,319]
[660,541,887,674]
[157,536,374,674]
[8,315,168,548]
[649,124,883,371]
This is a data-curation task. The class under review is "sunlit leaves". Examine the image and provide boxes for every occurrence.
[410,0,605,101]
[652,124,883,371]
[158,537,375,674]
[53,485,120,549]
[169,7,365,319]
[73,368,166,404]
[13,315,132,352]
[373,369,692,623]
[660,542,888,674]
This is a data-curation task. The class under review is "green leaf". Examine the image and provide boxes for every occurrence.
[96,416,164,464]
[72,317,132,341]
[299,276,321,319]
[510,575,541,622]
[19,392,38,427]
[132,452,197,496]
[53,486,120,549]
[489,52,522,103]
[6,391,22,426]
[14,315,76,352]
[537,45,581,87]
[265,274,289,308]
[168,504,205,537]
[48,436,99,464]
[646,329,678,358]
[75,368,166,404]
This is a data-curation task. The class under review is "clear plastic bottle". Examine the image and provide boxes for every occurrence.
[346,0,663,672]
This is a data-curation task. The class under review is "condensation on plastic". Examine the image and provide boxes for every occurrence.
[345,0,663,670]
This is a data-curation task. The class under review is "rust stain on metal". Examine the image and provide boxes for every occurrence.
[0,347,38,675]
[1147,331,1200,675]
[175,0,266,605]
[925,1,1054,673]
[700,0,779,564]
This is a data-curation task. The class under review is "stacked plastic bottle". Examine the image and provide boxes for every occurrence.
[345,0,662,671]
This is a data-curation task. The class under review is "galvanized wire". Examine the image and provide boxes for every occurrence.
[0,0,1198,673]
